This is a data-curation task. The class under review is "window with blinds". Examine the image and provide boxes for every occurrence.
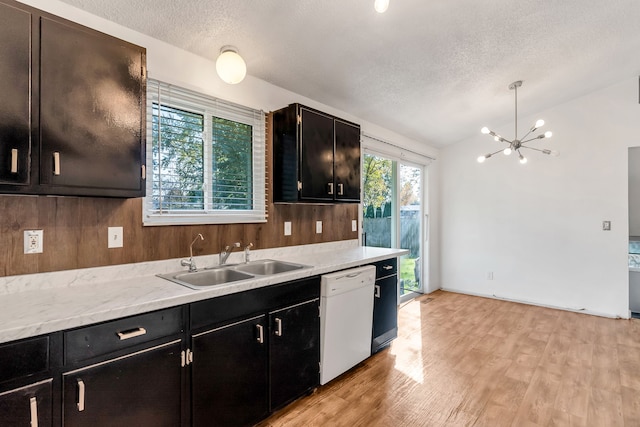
[144,79,266,225]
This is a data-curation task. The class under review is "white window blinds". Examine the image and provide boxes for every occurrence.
[144,79,266,225]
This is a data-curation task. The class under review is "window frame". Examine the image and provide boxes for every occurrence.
[143,79,266,226]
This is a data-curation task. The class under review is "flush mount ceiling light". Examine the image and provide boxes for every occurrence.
[215,46,246,84]
[477,81,558,164]
[374,0,389,13]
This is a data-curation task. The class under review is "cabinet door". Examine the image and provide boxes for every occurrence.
[269,299,320,411]
[39,17,145,196]
[372,275,398,353]
[300,107,334,201]
[0,1,31,186]
[0,379,52,427]
[191,315,268,427]
[62,340,181,427]
[334,120,361,202]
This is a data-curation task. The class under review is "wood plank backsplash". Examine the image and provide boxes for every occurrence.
[0,196,358,277]
[0,113,359,277]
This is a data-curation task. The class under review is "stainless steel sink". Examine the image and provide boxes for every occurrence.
[158,259,310,290]
[159,267,254,290]
[233,259,308,275]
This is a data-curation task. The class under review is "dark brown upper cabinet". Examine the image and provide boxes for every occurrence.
[0,0,146,198]
[0,2,31,187]
[272,104,361,203]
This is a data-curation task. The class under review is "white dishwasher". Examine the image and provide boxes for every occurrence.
[320,265,376,385]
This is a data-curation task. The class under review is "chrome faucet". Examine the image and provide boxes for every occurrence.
[219,242,241,265]
[181,234,204,272]
[244,243,254,263]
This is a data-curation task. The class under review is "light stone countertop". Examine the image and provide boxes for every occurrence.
[0,241,408,344]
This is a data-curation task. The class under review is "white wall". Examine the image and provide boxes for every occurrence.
[17,0,441,287]
[440,77,640,318]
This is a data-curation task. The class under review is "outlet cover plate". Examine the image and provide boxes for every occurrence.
[352,220,358,232]
[284,221,292,236]
[316,221,322,234]
[24,230,43,254]
[108,226,124,248]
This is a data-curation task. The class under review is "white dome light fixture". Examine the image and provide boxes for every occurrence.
[216,46,246,84]
[477,81,558,164]
[374,0,389,13]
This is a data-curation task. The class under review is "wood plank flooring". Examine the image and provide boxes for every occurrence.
[257,290,640,427]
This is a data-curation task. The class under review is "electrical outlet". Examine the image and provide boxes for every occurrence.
[316,221,322,234]
[24,230,43,254]
[352,220,358,232]
[284,221,292,236]
[108,226,124,248]
[487,271,494,280]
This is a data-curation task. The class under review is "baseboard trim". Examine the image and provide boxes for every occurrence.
[439,287,629,319]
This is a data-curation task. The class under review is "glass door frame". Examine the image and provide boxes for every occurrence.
[360,148,428,302]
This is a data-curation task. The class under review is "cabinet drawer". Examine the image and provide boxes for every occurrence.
[65,307,183,365]
[191,276,320,331]
[373,258,397,278]
[0,336,49,385]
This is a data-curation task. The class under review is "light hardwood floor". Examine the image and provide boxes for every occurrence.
[257,290,640,427]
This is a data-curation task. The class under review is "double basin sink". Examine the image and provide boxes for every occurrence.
[159,259,310,290]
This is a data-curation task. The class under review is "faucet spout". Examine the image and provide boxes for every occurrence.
[219,242,241,265]
[181,233,204,272]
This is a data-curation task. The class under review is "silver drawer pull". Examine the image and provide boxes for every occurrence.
[375,285,381,298]
[328,182,334,195]
[77,379,85,412]
[383,265,393,270]
[116,327,147,340]
[53,152,60,176]
[10,149,18,174]
[30,396,38,427]
[275,318,283,337]
[338,183,344,195]
[256,324,264,344]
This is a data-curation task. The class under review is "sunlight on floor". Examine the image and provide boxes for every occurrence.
[389,298,424,384]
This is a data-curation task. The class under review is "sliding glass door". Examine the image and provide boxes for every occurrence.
[362,153,425,299]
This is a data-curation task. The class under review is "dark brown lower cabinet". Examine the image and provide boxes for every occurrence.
[191,315,269,427]
[0,379,52,426]
[269,299,320,411]
[62,340,182,427]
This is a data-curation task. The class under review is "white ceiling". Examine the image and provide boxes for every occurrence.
[57,0,640,147]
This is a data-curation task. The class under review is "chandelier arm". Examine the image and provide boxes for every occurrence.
[519,128,533,141]
[521,135,544,144]
[520,146,546,153]
[487,148,504,157]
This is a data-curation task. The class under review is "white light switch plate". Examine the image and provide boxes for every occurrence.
[352,220,357,232]
[316,221,322,234]
[284,221,292,236]
[108,226,124,248]
[24,230,43,254]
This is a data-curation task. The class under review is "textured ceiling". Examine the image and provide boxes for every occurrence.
[57,0,640,147]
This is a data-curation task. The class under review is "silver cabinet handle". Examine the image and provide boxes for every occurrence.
[116,327,147,340]
[328,182,333,195]
[375,285,381,298]
[256,324,264,344]
[338,183,344,195]
[53,152,60,176]
[30,396,38,427]
[383,265,393,270]
[77,379,85,412]
[275,318,283,337]
[10,149,18,174]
